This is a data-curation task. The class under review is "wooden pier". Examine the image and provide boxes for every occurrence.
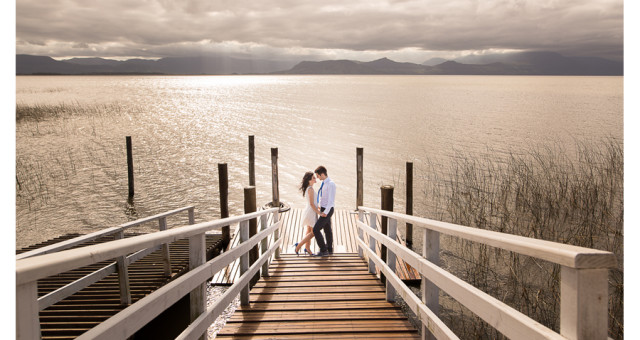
[212,208,420,285]
[16,204,618,340]
[217,254,420,339]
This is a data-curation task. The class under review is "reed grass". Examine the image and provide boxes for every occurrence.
[16,102,126,122]
[414,139,623,339]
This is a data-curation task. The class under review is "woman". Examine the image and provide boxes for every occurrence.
[294,171,322,255]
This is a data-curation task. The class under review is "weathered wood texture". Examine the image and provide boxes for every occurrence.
[212,209,420,285]
[16,233,222,340]
[216,254,420,339]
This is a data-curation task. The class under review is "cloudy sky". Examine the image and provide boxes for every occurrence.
[15,0,624,63]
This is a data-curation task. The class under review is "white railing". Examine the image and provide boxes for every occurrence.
[22,206,196,310]
[356,206,616,340]
[16,207,281,340]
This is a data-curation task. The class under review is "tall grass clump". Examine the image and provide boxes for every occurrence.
[416,139,623,339]
[16,102,126,122]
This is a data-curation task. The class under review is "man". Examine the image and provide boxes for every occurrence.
[312,165,336,256]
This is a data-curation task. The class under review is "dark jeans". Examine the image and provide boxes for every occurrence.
[313,207,334,253]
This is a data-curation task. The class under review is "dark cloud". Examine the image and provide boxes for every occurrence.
[16,0,623,61]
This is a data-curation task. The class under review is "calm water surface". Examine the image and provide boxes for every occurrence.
[15,75,623,248]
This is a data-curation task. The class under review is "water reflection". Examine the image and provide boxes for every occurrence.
[124,196,138,221]
[15,75,623,249]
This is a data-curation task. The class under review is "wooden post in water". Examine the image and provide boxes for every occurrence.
[218,163,230,249]
[249,135,256,187]
[244,186,259,287]
[126,136,134,197]
[271,148,281,258]
[380,185,394,287]
[406,162,414,249]
[356,147,364,210]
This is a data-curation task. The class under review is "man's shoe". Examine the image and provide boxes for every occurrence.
[315,250,330,256]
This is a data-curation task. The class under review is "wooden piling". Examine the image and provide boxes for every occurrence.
[244,186,260,287]
[126,136,134,197]
[271,148,281,258]
[218,163,230,248]
[271,148,279,209]
[380,185,394,287]
[356,147,364,210]
[406,162,414,249]
[249,135,256,187]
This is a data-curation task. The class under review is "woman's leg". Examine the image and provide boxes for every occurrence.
[295,226,315,253]
[302,226,315,252]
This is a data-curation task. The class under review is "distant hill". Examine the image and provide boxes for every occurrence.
[282,52,622,75]
[16,54,297,75]
[16,51,622,75]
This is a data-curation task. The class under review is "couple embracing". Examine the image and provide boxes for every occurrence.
[294,166,336,257]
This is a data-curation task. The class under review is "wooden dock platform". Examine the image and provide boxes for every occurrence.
[17,232,223,340]
[217,254,420,339]
[212,208,420,285]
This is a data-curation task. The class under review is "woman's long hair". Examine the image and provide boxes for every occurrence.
[299,171,314,197]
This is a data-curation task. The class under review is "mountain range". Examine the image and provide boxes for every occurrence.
[16,51,623,76]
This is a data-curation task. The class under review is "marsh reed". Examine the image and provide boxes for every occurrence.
[410,139,623,339]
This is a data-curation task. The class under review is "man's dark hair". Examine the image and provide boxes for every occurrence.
[315,166,327,176]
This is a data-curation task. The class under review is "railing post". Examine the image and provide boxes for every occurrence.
[560,267,609,340]
[249,135,256,187]
[126,136,134,198]
[245,186,259,287]
[368,213,377,274]
[271,148,281,258]
[16,281,40,339]
[239,220,250,306]
[356,147,363,210]
[260,214,270,277]
[357,210,364,258]
[380,185,394,287]
[115,230,132,305]
[218,163,230,249]
[386,218,397,302]
[159,217,172,277]
[188,207,195,225]
[422,227,440,340]
[188,231,206,340]
[406,162,413,249]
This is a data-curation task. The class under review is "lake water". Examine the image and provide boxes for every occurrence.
[15,75,623,248]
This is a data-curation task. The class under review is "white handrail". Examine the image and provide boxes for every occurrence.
[16,205,195,260]
[358,220,562,340]
[360,206,616,269]
[75,219,282,340]
[16,207,280,340]
[357,206,614,340]
[16,208,275,285]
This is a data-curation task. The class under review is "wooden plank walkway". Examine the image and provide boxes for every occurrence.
[212,209,420,285]
[17,232,223,340]
[217,254,420,339]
